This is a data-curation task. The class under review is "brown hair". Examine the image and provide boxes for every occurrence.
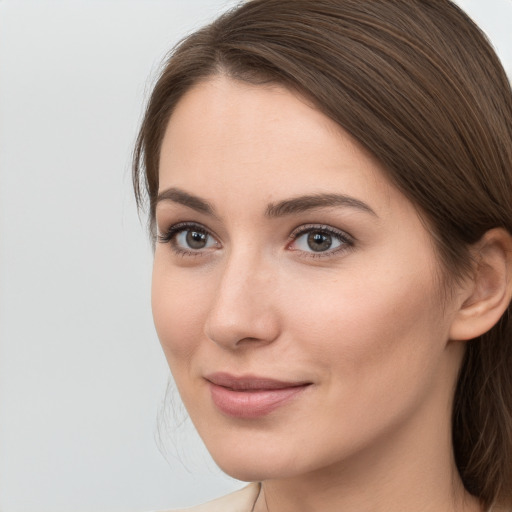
[133,0,512,506]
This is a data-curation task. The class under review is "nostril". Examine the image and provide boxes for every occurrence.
[204,312,280,349]
[236,337,264,346]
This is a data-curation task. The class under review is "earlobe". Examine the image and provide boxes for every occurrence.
[449,228,512,341]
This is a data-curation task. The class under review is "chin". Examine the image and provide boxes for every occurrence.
[215,457,291,483]
[206,438,310,483]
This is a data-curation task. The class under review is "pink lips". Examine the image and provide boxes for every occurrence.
[205,373,311,419]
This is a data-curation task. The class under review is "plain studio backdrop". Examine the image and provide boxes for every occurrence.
[0,1,510,511]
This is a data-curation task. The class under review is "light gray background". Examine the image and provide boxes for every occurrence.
[0,1,510,511]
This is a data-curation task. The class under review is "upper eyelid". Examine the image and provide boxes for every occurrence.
[289,223,354,241]
[157,222,221,256]
[158,221,351,235]
[158,221,216,238]
[157,223,210,248]
[287,224,355,256]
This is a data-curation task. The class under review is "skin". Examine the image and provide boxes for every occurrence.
[153,76,484,512]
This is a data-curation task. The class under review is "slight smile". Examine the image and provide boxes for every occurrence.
[205,373,312,419]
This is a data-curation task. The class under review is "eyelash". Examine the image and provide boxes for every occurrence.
[287,224,354,259]
[157,222,218,257]
[157,222,354,259]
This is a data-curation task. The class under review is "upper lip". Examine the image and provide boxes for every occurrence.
[205,372,311,391]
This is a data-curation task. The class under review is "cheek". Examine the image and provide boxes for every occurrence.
[285,255,447,387]
[151,256,211,366]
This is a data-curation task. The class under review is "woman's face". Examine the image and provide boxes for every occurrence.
[153,76,465,482]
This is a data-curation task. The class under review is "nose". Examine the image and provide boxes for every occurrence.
[204,250,281,350]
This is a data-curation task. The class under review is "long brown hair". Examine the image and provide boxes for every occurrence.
[133,0,512,506]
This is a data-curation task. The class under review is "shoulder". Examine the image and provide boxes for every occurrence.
[162,483,261,512]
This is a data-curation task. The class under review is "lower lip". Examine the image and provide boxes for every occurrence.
[208,382,309,419]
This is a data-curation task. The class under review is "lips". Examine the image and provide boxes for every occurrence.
[205,372,311,419]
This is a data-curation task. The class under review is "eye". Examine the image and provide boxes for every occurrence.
[175,229,215,250]
[288,225,353,256]
[158,222,219,254]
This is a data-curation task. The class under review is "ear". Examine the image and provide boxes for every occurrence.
[450,228,512,341]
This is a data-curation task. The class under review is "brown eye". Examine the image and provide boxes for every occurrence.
[307,231,333,252]
[174,228,216,251]
[186,230,209,249]
[289,225,352,257]
[158,223,219,253]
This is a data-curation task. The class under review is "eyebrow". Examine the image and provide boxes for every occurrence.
[156,187,217,217]
[265,193,377,218]
[156,187,376,218]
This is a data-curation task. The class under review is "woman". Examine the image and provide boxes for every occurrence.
[133,1,512,510]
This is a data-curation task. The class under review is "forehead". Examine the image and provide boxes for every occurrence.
[158,75,397,216]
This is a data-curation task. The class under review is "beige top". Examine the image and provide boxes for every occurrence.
[164,483,507,512]
[167,483,261,512]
